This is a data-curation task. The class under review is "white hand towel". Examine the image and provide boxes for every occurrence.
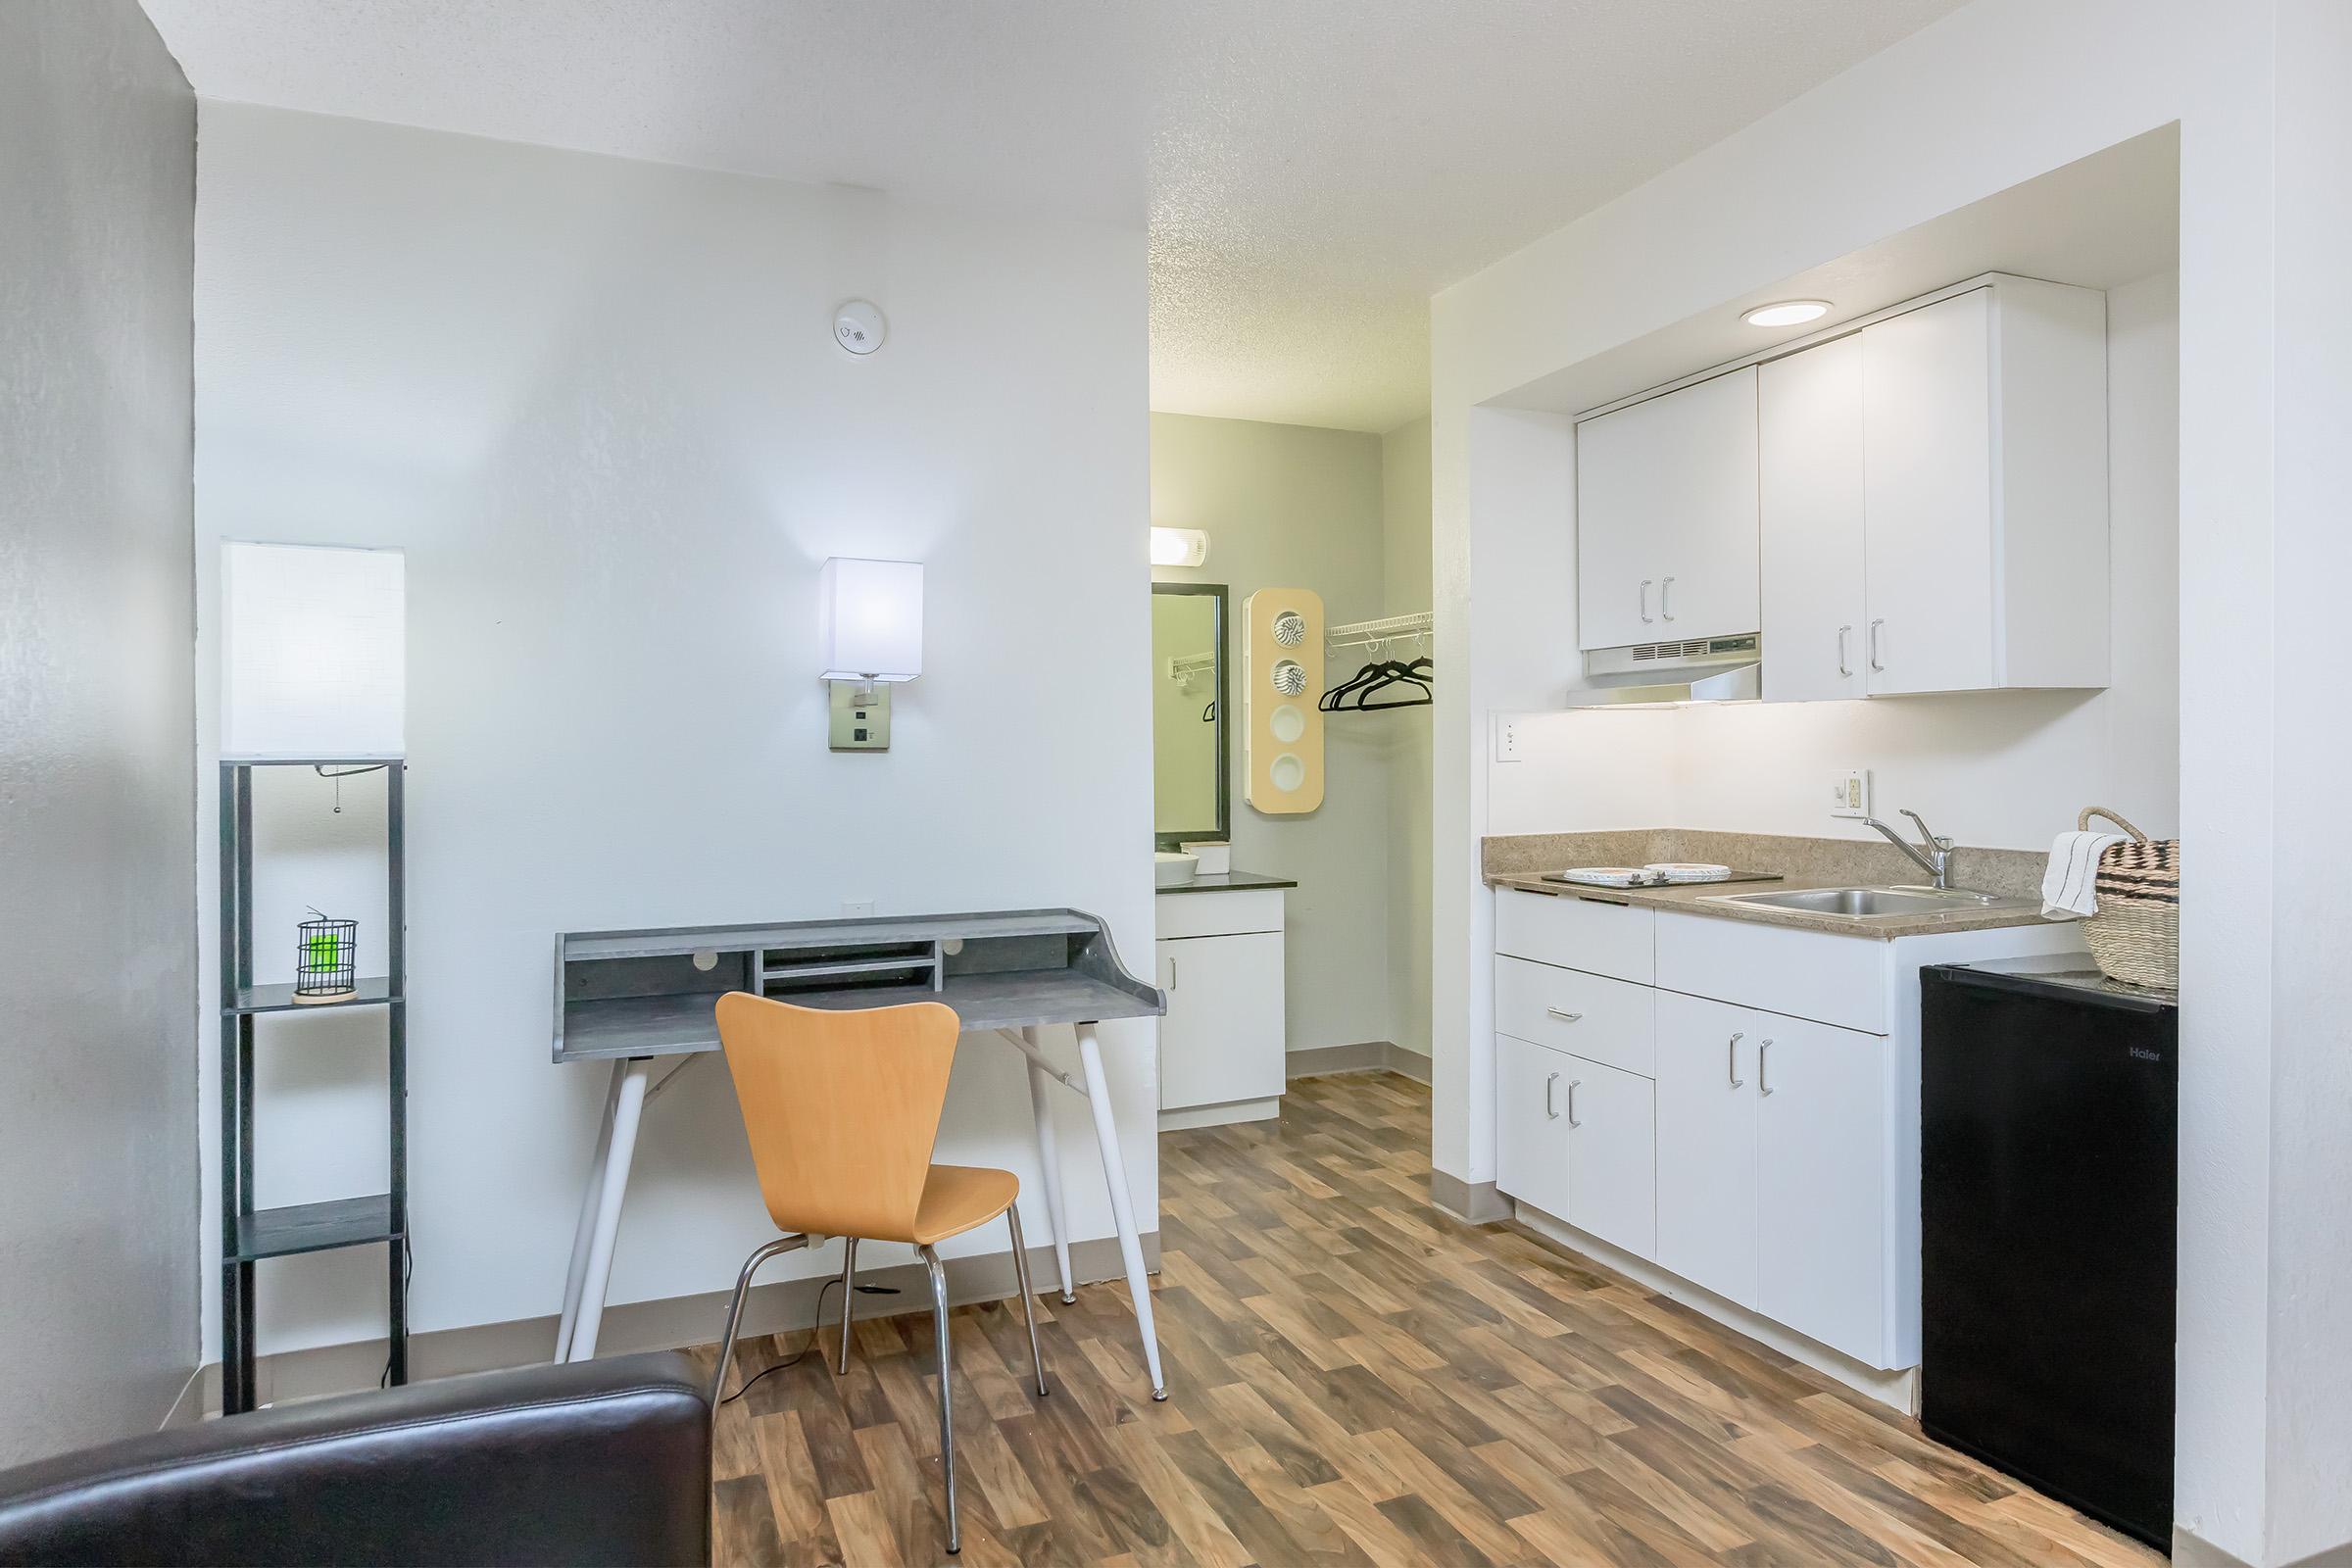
[2042,831,2126,919]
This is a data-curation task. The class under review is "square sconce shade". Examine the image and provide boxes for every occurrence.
[221,541,406,759]
[818,558,923,682]
[1150,526,1210,568]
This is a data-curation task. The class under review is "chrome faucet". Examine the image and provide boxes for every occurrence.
[1863,808,1956,890]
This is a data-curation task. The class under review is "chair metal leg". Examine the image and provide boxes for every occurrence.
[835,1237,859,1375]
[708,1233,808,1419]
[920,1244,960,1554]
[1005,1205,1049,1397]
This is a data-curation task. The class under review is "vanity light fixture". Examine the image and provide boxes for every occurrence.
[818,557,922,752]
[1741,299,1833,327]
[1150,526,1210,568]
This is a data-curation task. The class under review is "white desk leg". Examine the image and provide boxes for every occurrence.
[1074,1023,1166,1399]
[566,1057,651,1362]
[1021,1027,1077,1303]
[555,1062,627,1359]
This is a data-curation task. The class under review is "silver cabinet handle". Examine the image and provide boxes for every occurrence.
[1565,1079,1582,1128]
[1868,619,1886,672]
[1639,579,1653,624]
[1727,1032,1744,1088]
[1660,575,1675,621]
[1544,1071,1560,1119]
[1165,956,1177,990]
[1758,1039,1775,1097]
[1545,1006,1583,1023]
[1837,625,1852,678]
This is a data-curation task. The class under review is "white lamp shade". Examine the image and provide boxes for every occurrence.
[817,558,923,682]
[221,541,406,759]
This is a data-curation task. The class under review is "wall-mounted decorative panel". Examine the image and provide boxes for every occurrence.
[1242,588,1324,814]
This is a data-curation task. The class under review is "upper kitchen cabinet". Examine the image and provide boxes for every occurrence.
[1575,366,1759,652]
[1759,336,1868,702]
[1762,276,2110,699]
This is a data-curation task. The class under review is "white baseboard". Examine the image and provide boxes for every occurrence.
[1286,1041,1432,1084]
[1159,1097,1279,1131]
[1513,1201,1919,1415]
[195,1230,1153,1415]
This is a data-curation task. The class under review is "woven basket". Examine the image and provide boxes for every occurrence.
[2079,807,2179,990]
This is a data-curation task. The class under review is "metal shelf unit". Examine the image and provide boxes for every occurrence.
[218,757,408,1414]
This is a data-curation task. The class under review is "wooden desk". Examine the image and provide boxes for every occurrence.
[549,907,1171,1397]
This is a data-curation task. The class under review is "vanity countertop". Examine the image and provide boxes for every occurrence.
[1484,828,2062,942]
[1155,869,1297,896]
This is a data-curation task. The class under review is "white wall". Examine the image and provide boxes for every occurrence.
[192,104,1153,1357]
[1381,417,1434,1056]
[1149,413,1396,1054]
[1430,1,2349,1559]
[1491,268,2180,852]
[0,0,198,1462]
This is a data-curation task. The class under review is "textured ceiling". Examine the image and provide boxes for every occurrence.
[143,0,1965,433]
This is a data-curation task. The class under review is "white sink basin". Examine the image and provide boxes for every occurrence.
[1153,851,1199,888]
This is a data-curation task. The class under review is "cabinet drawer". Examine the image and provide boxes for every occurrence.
[1494,956,1654,1078]
[1654,910,1888,1034]
[1157,889,1284,940]
[1494,890,1654,984]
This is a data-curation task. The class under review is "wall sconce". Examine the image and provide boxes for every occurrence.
[221,541,406,759]
[1150,527,1210,568]
[818,557,922,752]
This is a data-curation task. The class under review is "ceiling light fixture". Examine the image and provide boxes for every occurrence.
[1741,299,1832,328]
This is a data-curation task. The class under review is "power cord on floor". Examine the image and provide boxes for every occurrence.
[379,1233,415,1390]
[721,1280,903,1407]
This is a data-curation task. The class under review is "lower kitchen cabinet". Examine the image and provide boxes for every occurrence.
[1654,990,1890,1366]
[1754,1011,1887,1364]
[1495,1031,1655,1260]
[1655,994,1761,1308]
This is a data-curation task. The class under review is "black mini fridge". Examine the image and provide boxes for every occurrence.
[1920,956,2178,1551]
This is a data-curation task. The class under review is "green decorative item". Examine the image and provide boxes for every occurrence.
[294,909,359,1002]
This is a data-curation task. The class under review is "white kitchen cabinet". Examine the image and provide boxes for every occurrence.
[1654,991,1890,1365]
[1494,1030,1655,1261]
[1496,1033,1577,1222]
[1759,334,1868,703]
[1575,367,1759,651]
[1492,886,2090,1389]
[1654,993,1760,1309]
[1750,273,2109,701]
[1754,1013,1888,1364]
[1861,289,1999,695]
[1154,885,1286,1129]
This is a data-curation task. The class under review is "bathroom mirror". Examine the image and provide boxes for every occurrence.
[1152,582,1229,850]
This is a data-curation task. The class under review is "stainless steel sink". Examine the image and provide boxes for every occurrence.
[1705,886,2035,919]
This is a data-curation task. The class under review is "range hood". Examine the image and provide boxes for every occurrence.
[1565,634,1762,707]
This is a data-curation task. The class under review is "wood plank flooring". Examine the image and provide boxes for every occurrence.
[700,1072,2160,1567]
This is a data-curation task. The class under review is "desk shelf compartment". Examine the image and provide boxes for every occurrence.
[217,758,408,1416]
[760,941,943,1001]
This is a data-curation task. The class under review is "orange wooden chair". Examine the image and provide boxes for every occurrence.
[708,992,1047,1554]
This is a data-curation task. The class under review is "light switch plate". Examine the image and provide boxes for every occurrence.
[828,680,890,751]
[1494,714,1523,763]
[1830,766,1871,819]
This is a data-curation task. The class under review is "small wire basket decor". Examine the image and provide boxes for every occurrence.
[294,911,359,1003]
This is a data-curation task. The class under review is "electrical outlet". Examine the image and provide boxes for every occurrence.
[842,899,876,917]
[1830,767,1871,819]
[1494,715,1523,763]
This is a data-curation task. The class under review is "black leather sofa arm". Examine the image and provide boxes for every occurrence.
[0,1351,710,1567]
